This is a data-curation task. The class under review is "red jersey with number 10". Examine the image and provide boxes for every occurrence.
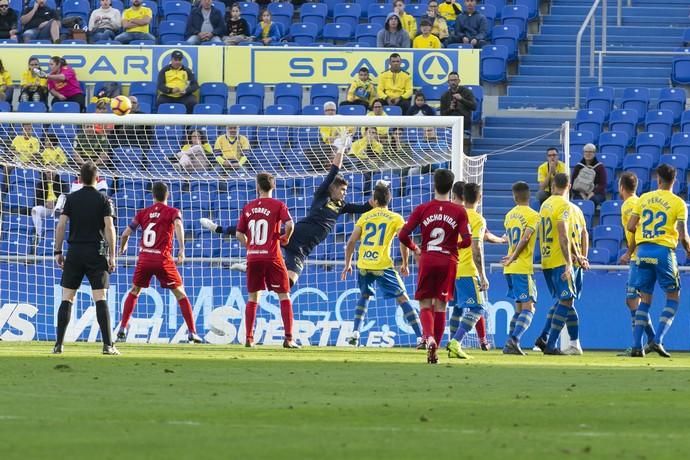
[236,197,292,262]
[130,202,181,259]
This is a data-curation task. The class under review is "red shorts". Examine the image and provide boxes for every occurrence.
[132,256,183,289]
[415,253,458,302]
[246,258,290,293]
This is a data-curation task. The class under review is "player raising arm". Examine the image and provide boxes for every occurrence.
[341,181,422,347]
[235,173,298,348]
[117,182,203,344]
[398,169,472,364]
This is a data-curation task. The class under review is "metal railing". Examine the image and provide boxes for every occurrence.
[617,0,632,27]
[596,50,689,86]
[574,0,607,109]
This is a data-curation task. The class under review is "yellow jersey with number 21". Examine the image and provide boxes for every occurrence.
[355,207,405,271]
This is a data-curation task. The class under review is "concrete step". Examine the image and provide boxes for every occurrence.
[483,116,566,128]
[482,126,562,139]
[498,96,577,110]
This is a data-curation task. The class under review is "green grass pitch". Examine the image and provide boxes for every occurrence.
[1,343,690,460]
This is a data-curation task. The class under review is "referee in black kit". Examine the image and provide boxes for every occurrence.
[53,161,119,355]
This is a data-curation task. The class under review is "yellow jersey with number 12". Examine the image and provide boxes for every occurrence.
[539,194,571,269]
[355,207,405,271]
[456,208,485,278]
[503,205,539,275]
[633,189,687,249]
[621,195,639,260]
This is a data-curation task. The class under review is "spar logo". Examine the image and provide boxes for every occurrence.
[417,52,453,86]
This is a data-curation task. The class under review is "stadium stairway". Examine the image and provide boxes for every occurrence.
[499,0,690,110]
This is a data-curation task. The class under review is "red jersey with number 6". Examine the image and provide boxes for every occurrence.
[236,197,292,262]
[130,202,181,259]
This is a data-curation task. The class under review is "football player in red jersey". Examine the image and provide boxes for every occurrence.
[236,172,298,348]
[398,169,472,363]
[116,182,203,343]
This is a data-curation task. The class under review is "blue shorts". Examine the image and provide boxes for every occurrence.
[283,247,305,276]
[626,260,640,299]
[505,273,537,303]
[633,244,680,294]
[543,266,576,301]
[451,276,484,308]
[573,266,584,299]
[358,268,406,299]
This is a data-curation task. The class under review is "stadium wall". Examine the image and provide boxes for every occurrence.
[1,266,688,350]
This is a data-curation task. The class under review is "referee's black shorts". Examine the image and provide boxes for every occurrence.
[61,246,110,290]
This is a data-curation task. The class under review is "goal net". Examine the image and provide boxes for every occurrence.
[0,112,484,347]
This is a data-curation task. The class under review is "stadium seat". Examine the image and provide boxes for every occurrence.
[300,2,328,33]
[266,104,298,116]
[229,103,259,115]
[322,23,353,42]
[163,1,191,22]
[635,132,666,166]
[477,3,497,23]
[130,81,157,108]
[657,87,686,123]
[644,110,674,145]
[575,108,605,142]
[355,23,382,47]
[421,84,446,103]
[406,3,427,19]
[193,103,223,115]
[0,101,11,112]
[485,0,507,18]
[501,5,528,39]
[585,86,615,121]
[600,200,623,226]
[677,247,689,266]
[339,104,366,116]
[199,82,228,111]
[333,3,361,30]
[671,52,690,85]
[367,3,388,26]
[515,0,539,20]
[465,85,484,125]
[17,101,47,112]
[268,1,294,30]
[235,83,265,112]
[301,105,324,116]
[573,200,594,230]
[383,105,402,116]
[480,45,509,83]
[112,148,144,171]
[238,1,259,28]
[491,25,519,62]
[310,84,339,106]
[608,109,638,145]
[598,153,619,192]
[671,132,690,158]
[274,83,303,110]
[61,0,90,25]
[682,110,690,133]
[157,103,186,114]
[649,178,682,196]
[588,247,612,265]
[598,131,629,163]
[290,22,318,44]
[659,153,688,189]
[51,102,81,113]
[569,130,594,154]
[623,153,653,192]
[621,87,650,123]
[592,225,624,260]
[158,20,186,44]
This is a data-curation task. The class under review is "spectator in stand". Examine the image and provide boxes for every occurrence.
[31,169,67,244]
[377,13,410,48]
[40,132,68,168]
[378,53,412,113]
[20,57,47,103]
[11,123,40,163]
[571,143,607,206]
[0,59,11,103]
[73,123,111,168]
[440,72,476,132]
[38,56,85,111]
[449,0,487,48]
[320,101,353,146]
[412,19,441,49]
[88,0,122,43]
[351,126,384,190]
[252,9,280,45]
[214,125,250,170]
[223,3,250,45]
[115,0,155,44]
[407,92,436,116]
[363,99,389,138]
[422,1,449,44]
[536,147,567,204]
[156,50,199,114]
[20,0,59,43]
[393,0,417,40]
[185,0,225,45]
[0,0,18,41]
[438,0,462,29]
[175,129,214,172]
[342,67,376,110]
[93,100,115,136]
[115,96,153,151]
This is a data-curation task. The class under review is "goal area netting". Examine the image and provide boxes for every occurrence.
[0,112,489,347]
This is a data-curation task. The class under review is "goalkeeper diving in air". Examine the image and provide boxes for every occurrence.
[201,137,374,287]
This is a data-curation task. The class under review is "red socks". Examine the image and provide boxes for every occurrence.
[178,296,196,334]
[121,292,138,329]
[419,308,434,341]
[475,315,487,343]
[245,301,258,342]
[280,299,294,340]
[433,311,446,345]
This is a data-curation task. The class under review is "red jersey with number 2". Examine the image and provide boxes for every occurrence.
[399,200,470,260]
[131,203,181,259]
[236,197,292,262]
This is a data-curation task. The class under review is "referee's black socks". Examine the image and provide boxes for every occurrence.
[95,300,113,346]
[55,300,73,346]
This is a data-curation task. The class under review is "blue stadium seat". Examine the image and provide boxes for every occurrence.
[407,174,434,197]
[163,1,191,22]
[682,110,690,133]
[485,0,507,18]
[268,1,294,31]
[569,130,594,153]
[608,109,638,144]
[130,81,157,108]
[586,86,615,121]
[61,0,90,25]
[339,104,366,116]
[236,83,265,112]
[671,132,690,158]
[383,105,402,116]
[501,4,528,39]
[588,247,612,265]
[290,22,318,44]
[356,23,382,47]
[193,103,223,115]
[238,1,259,28]
[598,131,628,163]
[274,83,302,110]
[480,45,509,83]
[266,104,298,116]
[302,105,324,116]
[635,132,666,166]
[334,3,361,29]
[157,103,186,114]
[598,153,619,192]
[477,3,497,23]
[51,101,81,113]
[659,153,688,189]
[310,84,339,106]
[644,110,674,145]
[367,3,388,26]
[112,148,144,171]
[199,82,228,111]
[158,20,186,44]
[322,23,353,42]
[600,200,623,226]
[229,103,259,115]
[592,225,624,260]
[515,0,539,20]
[421,84,446,103]
[649,178,682,196]
[491,25,519,62]
[623,153,653,192]
[572,200,594,230]
[257,125,289,146]
[465,85,484,125]
[677,248,688,266]
[575,108,605,143]
[0,101,11,112]
[407,3,428,19]
[672,52,690,85]
[657,87,686,124]
[18,101,47,112]
[300,2,328,33]
[621,87,650,124]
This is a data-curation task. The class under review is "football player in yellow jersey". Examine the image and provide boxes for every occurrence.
[626,164,690,357]
[447,183,504,359]
[536,173,576,355]
[501,181,539,355]
[342,182,422,347]
[617,172,656,356]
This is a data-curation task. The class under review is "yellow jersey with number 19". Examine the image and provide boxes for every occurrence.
[539,194,571,269]
[633,189,687,249]
[621,195,639,260]
[456,208,485,278]
[355,207,405,271]
[503,205,539,275]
